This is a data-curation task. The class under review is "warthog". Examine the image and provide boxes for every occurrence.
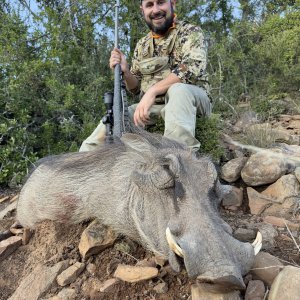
[17,131,261,291]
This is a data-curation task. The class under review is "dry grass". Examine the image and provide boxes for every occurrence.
[241,123,278,148]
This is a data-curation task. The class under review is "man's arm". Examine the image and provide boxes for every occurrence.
[110,48,139,92]
[133,73,181,126]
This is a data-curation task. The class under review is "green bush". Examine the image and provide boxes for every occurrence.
[148,114,224,162]
[196,114,224,162]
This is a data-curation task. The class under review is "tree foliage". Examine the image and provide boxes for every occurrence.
[0,0,299,186]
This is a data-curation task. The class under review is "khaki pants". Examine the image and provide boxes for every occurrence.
[79,83,212,152]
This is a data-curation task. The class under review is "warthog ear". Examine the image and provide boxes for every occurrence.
[121,133,155,155]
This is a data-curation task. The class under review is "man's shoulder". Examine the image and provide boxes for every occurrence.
[177,20,203,35]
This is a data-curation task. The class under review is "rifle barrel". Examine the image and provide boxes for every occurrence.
[113,0,122,137]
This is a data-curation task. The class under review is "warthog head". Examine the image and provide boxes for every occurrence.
[121,132,261,291]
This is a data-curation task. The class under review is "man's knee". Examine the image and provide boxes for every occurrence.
[167,83,191,99]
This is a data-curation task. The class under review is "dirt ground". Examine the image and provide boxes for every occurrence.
[0,186,299,300]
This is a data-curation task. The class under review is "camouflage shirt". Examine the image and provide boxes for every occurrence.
[130,20,209,95]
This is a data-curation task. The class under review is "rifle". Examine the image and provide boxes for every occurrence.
[102,0,129,143]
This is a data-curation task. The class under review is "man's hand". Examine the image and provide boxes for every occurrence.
[109,48,129,73]
[134,89,157,127]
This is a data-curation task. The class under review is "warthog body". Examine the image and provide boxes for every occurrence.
[17,131,255,291]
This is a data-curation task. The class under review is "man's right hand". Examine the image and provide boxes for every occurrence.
[109,48,129,73]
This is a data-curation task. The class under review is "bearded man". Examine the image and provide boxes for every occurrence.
[80,0,212,152]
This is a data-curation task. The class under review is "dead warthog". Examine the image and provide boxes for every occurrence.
[17,131,261,291]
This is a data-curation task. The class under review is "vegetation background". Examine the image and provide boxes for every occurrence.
[0,0,299,186]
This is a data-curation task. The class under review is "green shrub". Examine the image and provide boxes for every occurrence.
[148,114,224,162]
[196,114,224,162]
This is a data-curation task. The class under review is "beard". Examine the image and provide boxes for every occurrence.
[145,6,175,35]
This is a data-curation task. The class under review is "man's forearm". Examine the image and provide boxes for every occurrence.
[123,70,139,91]
[147,73,181,97]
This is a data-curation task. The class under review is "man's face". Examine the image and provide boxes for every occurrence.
[140,0,176,35]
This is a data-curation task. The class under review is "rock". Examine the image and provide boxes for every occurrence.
[57,262,85,286]
[245,280,265,300]
[0,196,10,203]
[222,186,244,207]
[0,230,13,242]
[79,220,117,260]
[0,236,22,262]
[8,261,69,300]
[0,201,17,219]
[233,228,256,242]
[154,255,167,267]
[9,194,19,203]
[221,157,248,183]
[251,252,283,286]
[114,264,158,283]
[9,227,24,235]
[191,284,241,300]
[99,278,119,292]
[233,111,258,134]
[257,223,278,250]
[80,278,101,299]
[261,174,300,203]
[153,282,168,294]
[263,216,300,230]
[295,167,300,182]
[241,152,288,186]
[246,174,300,219]
[50,288,76,300]
[269,266,300,300]
[86,263,97,275]
[136,258,157,268]
[22,228,33,245]
[247,187,274,215]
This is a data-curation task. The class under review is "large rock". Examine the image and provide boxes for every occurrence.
[247,175,300,219]
[79,220,117,260]
[222,186,243,207]
[263,216,300,230]
[9,261,69,300]
[114,264,158,283]
[245,280,265,300]
[191,284,241,300]
[269,266,300,300]
[221,157,248,183]
[247,187,274,215]
[241,152,288,186]
[261,174,300,203]
[251,252,283,287]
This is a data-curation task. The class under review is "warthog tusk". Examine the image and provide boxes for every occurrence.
[166,227,184,258]
[252,231,262,255]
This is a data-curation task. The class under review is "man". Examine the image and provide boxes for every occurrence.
[80,0,211,152]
